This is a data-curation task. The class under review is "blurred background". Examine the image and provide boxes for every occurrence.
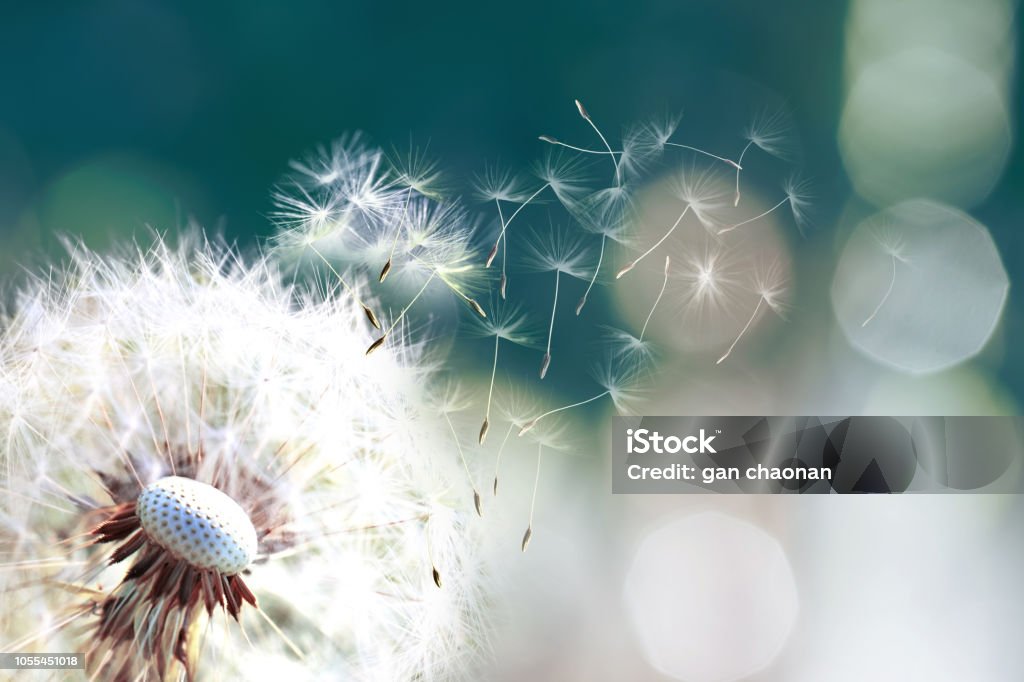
[1,1,1022,680]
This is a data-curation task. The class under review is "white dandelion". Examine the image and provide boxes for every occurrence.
[0,234,489,681]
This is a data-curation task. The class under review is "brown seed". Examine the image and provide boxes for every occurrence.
[492,476,499,496]
[485,243,499,268]
[575,99,590,120]
[539,353,551,379]
[378,259,392,283]
[432,566,442,589]
[473,490,483,517]
[478,418,489,445]
[365,335,387,355]
[521,526,533,552]
[468,299,486,318]
[499,273,507,300]
[363,305,381,330]
[518,418,538,437]
[575,296,586,316]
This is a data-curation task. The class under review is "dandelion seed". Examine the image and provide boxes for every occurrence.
[616,166,725,279]
[522,228,593,379]
[379,143,446,283]
[368,200,485,352]
[489,383,540,497]
[570,180,633,315]
[647,111,744,171]
[469,303,538,445]
[521,442,543,552]
[862,223,910,327]
[474,164,534,295]
[518,358,642,436]
[733,107,795,206]
[717,259,789,364]
[434,380,484,517]
[718,175,811,236]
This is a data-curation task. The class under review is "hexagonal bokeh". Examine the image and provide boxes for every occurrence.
[831,199,1008,374]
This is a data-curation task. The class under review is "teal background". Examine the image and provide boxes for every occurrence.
[0,0,1020,402]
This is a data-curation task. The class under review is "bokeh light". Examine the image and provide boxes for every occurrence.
[624,512,798,681]
[831,199,1008,374]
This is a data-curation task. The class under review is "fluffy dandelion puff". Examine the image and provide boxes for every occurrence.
[0,234,488,680]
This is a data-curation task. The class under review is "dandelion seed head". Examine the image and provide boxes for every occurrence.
[674,165,729,233]
[532,149,592,207]
[675,241,743,320]
[870,219,911,264]
[470,301,539,346]
[572,185,634,242]
[521,226,593,278]
[744,107,796,160]
[473,164,532,203]
[0,234,488,680]
[782,174,813,234]
[389,142,446,199]
[602,326,658,368]
[753,258,790,317]
[592,357,647,414]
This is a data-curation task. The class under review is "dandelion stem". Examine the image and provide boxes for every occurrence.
[862,254,897,327]
[640,256,671,342]
[575,99,621,187]
[368,271,436,354]
[487,184,549,267]
[480,334,500,445]
[522,442,543,552]
[387,272,436,336]
[718,196,789,235]
[576,234,606,315]
[616,205,690,279]
[496,200,509,298]
[493,422,515,496]
[734,140,755,207]
[540,270,560,379]
[444,411,482,516]
[717,295,765,365]
[380,187,414,282]
[519,390,610,436]
[309,244,380,329]
[665,142,742,169]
